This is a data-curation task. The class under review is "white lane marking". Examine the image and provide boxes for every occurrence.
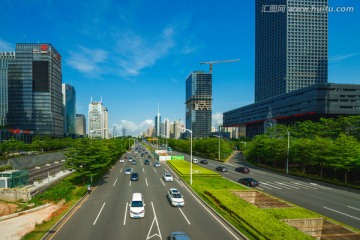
[183,187,241,240]
[143,168,145,173]
[153,168,157,173]
[309,183,332,189]
[348,206,360,211]
[250,169,267,175]
[113,178,118,187]
[123,202,128,225]
[120,168,123,173]
[129,181,131,187]
[261,182,282,189]
[275,182,299,189]
[146,178,149,187]
[323,206,360,221]
[160,178,166,186]
[258,184,271,190]
[292,182,318,189]
[175,178,184,187]
[178,208,191,225]
[147,202,162,240]
[93,202,106,225]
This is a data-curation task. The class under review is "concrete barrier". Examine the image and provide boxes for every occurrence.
[0,188,31,202]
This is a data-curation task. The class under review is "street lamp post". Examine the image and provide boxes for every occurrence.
[217,135,221,160]
[286,130,290,175]
[177,127,193,185]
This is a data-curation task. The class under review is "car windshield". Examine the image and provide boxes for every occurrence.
[172,193,182,198]
[126,169,131,172]
[131,201,143,207]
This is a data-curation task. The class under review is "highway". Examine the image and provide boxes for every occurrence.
[179,151,360,230]
[49,146,245,240]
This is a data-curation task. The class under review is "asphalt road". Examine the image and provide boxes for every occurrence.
[49,146,245,240]
[179,151,360,230]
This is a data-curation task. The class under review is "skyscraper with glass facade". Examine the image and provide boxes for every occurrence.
[7,43,63,137]
[255,0,328,102]
[0,52,15,126]
[62,83,76,137]
[185,71,212,138]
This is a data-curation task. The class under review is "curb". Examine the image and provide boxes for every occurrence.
[0,203,51,222]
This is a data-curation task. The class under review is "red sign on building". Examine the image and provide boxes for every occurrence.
[40,44,48,51]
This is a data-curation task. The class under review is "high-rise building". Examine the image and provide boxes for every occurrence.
[164,118,170,138]
[255,0,328,102]
[7,43,63,137]
[0,52,15,126]
[62,83,76,137]
[88,99,109,139]
[172,119,184,139]
[185,71,212,138]
[155,104,161,136]
[75,114,86,137]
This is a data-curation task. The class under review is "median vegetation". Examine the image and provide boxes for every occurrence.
[167,160,357,240]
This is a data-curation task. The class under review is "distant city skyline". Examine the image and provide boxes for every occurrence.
[1,0,359,136]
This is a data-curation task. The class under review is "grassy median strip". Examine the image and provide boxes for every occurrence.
[167,160,319,240]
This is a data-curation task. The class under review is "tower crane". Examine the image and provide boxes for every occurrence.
[200,59,240,74]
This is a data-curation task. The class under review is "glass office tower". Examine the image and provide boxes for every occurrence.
[7,43,63,137]
[62,83,76,137]
[0,52,15,126]
[185,71,212,138]
[255,0,328,102]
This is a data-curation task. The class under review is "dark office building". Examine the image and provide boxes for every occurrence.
[224,84,360,137]
[255,0,328,102]
[222,0,341,138]
[7,43,63,137]
[185,71,212,138]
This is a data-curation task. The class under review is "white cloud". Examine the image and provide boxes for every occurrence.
[115,26,176,76]
[67,46,108,76]
[330,53,357,62]
[0,39,14,51]
[112,119,154,137]
[212,112,223,129]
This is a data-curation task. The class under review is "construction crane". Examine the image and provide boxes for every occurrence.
[200,59,240,74]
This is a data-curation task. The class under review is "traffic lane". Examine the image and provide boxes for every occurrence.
[219,161,360,230]
[51,161,132,240]
[143,163,244,240]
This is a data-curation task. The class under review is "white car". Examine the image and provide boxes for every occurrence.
[192,158,198,164]
[129,193,145,218]
[125,168,132,175]
[119,159,125,163]
[167,188,184,207]
[162,173,173,182]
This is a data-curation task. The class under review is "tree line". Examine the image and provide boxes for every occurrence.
[245,116,360,185]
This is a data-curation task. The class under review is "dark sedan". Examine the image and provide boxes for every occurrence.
[130,172,139,181]
[144,159,150,165]
[238,178,259,187]
[215,166,227,172]
[200,159,208,165]
[235,167,250,174]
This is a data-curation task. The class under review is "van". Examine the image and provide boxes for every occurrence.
[129,193,145,218]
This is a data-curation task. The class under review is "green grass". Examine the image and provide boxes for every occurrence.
[166,160,346,240]
[167,160,220,177]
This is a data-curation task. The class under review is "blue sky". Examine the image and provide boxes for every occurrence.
[1,0,359,136]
